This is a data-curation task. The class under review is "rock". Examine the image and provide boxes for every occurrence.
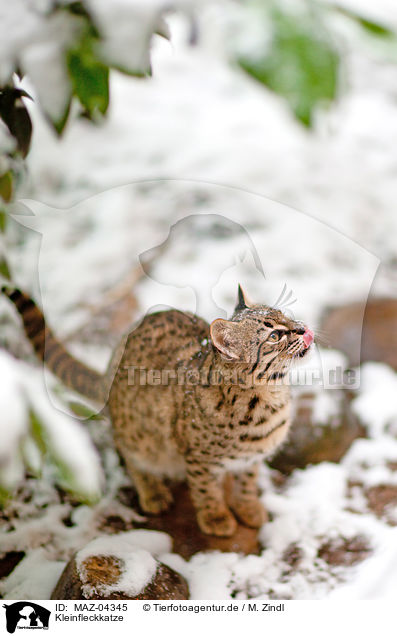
[0,551,25,579]
[130,482,260,558]
[321,298,397,369]
[317,535,372,567]
[51,533,189,600]
[282,543,304,571]
[269,390,366,474]
[52,557,188,600]
[365,484,397,526]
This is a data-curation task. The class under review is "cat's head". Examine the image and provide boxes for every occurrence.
[210,285,314,382]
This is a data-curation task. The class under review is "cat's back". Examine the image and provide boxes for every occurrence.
[112,309,210,374]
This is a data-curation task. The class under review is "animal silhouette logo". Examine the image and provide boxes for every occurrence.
[3,602,50,633]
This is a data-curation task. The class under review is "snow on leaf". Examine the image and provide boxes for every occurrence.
[0,349,103,502]
[21,435,43,477]
[85,0,171,76]
[0,350,29,491]
[20,41,72,133]
[1,2,83,131]
[24,374,104,503]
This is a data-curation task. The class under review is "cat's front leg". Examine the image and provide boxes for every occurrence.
[186,457,237,537]
[227,464,268,528]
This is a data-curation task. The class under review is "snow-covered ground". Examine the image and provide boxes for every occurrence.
[1,0,397,601]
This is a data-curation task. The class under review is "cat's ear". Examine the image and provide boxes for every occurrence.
[210,319,244,361]
[235,284,248,311]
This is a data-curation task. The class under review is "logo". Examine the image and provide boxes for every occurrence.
[3,603,51,634]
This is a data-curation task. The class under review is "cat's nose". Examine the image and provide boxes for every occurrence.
[303,328,314,348]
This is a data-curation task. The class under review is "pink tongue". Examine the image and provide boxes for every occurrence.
[303,328,314,347]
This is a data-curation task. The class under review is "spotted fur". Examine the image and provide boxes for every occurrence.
[2,284,313,536]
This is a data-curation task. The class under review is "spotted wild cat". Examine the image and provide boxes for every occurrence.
[2,285,314,536]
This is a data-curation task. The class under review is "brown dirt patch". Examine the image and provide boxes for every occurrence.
[318,536,371,567]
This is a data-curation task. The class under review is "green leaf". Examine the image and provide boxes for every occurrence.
[0,260,11,280]
[0,211,11,279]
[334,6,396,39]
[0,486,10,508]
[30,410,47,455]
[67,400,102,420]
[52,97,72,136]
[0,172,13,203]
[0,209,7,232]
[238,6,340,127]
[67,38,110,118]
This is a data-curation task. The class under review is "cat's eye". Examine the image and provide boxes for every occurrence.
[268,331,279,342]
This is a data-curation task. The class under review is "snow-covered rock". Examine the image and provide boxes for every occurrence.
[51,530,189,599]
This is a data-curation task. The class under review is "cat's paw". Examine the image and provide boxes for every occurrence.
[230,498,268,528]
[197,508,237,536]
[139,484,173,514]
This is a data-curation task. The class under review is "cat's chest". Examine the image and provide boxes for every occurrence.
[187,386,290,439]
[223,397,292,465]
[196,386,289,424]
[228,393,291,437]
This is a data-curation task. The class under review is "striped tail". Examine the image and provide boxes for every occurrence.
[2,287,106,403]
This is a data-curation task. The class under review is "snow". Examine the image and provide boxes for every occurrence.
[311,391,340,425]
[0,549,66,600]
[162,460,397,600]
[328,531,397,600]
[352,363,397,437]
[0,351,28,489]
[2,0,397,603]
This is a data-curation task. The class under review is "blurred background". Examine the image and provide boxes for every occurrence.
[1,0,397,309]
[2,0,397,350]
[1,0,397,600]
